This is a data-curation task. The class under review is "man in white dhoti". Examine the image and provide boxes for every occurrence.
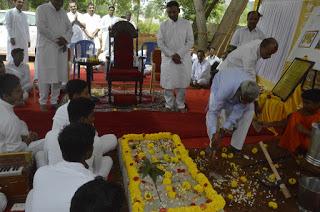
[67,0,85,44]
[25,123,96,212]
[0,74,45,168]
[82,2,101,53]
[46,97,116,177]
[5,48,31,101]
[35,0,72,111]
[206,68,260,151]
[230,11,265,49]
[191,50,211,87]
[99,5,120,57]
[218,38,278,81]
[5,0,30,63]
[157,1,194,112]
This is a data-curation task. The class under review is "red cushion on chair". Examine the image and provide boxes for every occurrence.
[114,33,134,69]
[107,68,143,78]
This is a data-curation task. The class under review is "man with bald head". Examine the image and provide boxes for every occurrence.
[218,38,278,81]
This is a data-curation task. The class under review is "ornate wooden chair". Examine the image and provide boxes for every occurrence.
[105,21,144,103]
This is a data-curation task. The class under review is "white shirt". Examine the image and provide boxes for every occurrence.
[206,68,252,138]
[157,17,194,89]
[67,11,84,44]
[52,101,69,131]
[0,99,29,152]
[5,8,30,63]
[218,39,262,81]
[230,27,265,47]
[99,14,120,33]
[27,161,95,212]
[191,59,211,83]
[206,55,221,66]
[5,62,32,91]
[82,13,101,39]
[35,2,72,84]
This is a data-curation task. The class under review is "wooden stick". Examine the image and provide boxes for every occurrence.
[259,141,291,199]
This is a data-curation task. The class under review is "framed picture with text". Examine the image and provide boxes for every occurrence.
[299,31,318,48]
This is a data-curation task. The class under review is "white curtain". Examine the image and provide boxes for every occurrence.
[257,0,303,83]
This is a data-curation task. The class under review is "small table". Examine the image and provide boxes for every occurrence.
[75,58,102,96]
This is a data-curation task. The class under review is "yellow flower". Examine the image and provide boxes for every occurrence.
[151,156,158,163]
[222,147,228,152]
[227,153,234,159]
[251,147,258,154]
[230,180,238,188]
[144,192,153,200]
[194,184,204,193]
[132,201,144,212]
[227,194,233,200]
[148,149,155,155]
[137,152,145,159]
[268,201,278,209]
[165,185,173,192]
[240,176,247,183]
[168,191,176,199]
[157,164,165,171]
[200,151,206,156]
[288,178,297,185]
[246,192,253,198]
[268,174,276,183]
[163,177,172,185]
[147,143,154,149]
[164,171,172,179]
[171,157,179,163]
[163,154,171,162]
[221,153,228,158]
[182,181,191,190]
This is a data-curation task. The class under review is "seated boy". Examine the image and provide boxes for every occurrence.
[25,123,96,212]
[259,89,320,153]
[70,177,125,212]
[0,74,45,167]
[44,97,116,177]
[5,48,31,100]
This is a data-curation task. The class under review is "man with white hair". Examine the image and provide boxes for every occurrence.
[206,68,260,151]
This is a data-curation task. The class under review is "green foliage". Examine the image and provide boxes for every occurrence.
[139,158,164,184]
[138,19,160,34]
[207,1,227,24]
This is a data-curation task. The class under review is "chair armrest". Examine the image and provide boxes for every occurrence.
[138,56,145,75]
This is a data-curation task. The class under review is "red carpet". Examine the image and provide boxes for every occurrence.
[14,64,275,149]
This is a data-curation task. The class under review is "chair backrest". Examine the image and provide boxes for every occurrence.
[109,21,138,69]
[74,40,95,59]
[152,49,161,81]
[141,42,158,65]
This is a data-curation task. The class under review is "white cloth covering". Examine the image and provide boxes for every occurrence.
[191,59,211,86]
[5,8,30,63]
[43,129,115,177]
[52,100,70,130]
[35,2,72,105]
[218,39,262,81]
[5,62,32,92]
[83,13,101,50]
[206,68,255,150]
[157,17,194,90]
[67,11,85,44]
[230,27,265,47]
[25,161,95,212]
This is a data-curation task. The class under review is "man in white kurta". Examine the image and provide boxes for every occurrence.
[157,1,194,111]
[67,1,85,44]
[83,3,101,51]
[25,124,96,212]
[5,48,31,100]
[230,11,265,48]
[99,6,120,57]
[0,74,45,167]
[206,68,259,150]
[218,38,278,81]
[191,50,211,87]
[206,47,221,66]
[35,0,72,109]
[5,0,30,63]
